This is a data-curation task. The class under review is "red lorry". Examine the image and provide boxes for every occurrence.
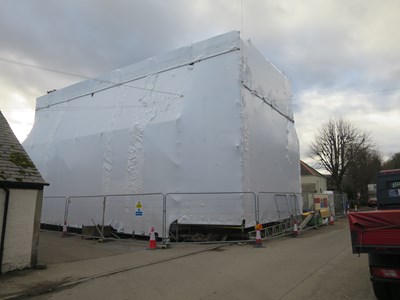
[349,169,400,300]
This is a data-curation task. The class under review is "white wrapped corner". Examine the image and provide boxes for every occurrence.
[24,31,302,235]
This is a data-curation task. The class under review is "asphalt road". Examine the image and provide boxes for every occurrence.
[26,217,376,300]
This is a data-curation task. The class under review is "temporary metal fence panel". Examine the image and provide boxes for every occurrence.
[272,194,292,220]
[258,192,301,224]
[258,192,282,223]
[164,192,257,239]
[334,193,348,215]
[42,196,68,226]
[301,192,347,216]
[288,193,301,216]
[104,193,164,237]
[41,191,309,243]
[302,193,314,210]
[66,195,104,228]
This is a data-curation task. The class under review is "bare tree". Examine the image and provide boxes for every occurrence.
[345,149,381,203]
[309,118,374,193]
[383,152,400,169]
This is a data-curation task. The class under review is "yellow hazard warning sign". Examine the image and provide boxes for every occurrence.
[135,201,143,216]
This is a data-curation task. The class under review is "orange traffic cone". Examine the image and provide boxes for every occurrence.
[148,227,157,250]
[254,223,263,248]
[293,219,299,237]
[329,214,335,225]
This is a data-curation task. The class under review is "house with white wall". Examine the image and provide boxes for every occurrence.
[300,160,327,194]
[300,161,328,210]
[0,111,48,273]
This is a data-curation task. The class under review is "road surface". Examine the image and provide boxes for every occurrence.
[30,218,376,300]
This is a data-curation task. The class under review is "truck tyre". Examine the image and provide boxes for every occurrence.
[372,281,400,300]
[372,281,390,300]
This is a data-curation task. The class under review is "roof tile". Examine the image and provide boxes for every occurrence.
[300,160,325,177]
[0,111,47,186]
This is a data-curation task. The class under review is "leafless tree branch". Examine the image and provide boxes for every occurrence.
[309,117,374,192]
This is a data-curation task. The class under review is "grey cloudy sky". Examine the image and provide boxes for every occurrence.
[1,0,399,164]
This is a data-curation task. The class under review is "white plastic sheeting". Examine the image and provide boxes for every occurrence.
[24,31,302,235]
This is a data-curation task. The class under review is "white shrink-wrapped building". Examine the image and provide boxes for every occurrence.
[24,31,302,236]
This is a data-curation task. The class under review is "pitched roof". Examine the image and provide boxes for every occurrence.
[300,160,325,177]
[0,111,48,188]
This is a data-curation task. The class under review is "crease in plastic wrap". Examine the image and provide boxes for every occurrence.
[24,31,302,235]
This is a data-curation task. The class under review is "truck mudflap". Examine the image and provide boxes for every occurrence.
[348,211,400,254]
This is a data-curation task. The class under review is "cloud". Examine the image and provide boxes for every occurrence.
[294,88,400,160]
[0,0,399,160]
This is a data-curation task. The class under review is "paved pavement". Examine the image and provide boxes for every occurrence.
[0,231,221,299]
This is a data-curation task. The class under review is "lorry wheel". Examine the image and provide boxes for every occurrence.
[372,281,400,300]
[372,281,390,300]
[390,283,400,299]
